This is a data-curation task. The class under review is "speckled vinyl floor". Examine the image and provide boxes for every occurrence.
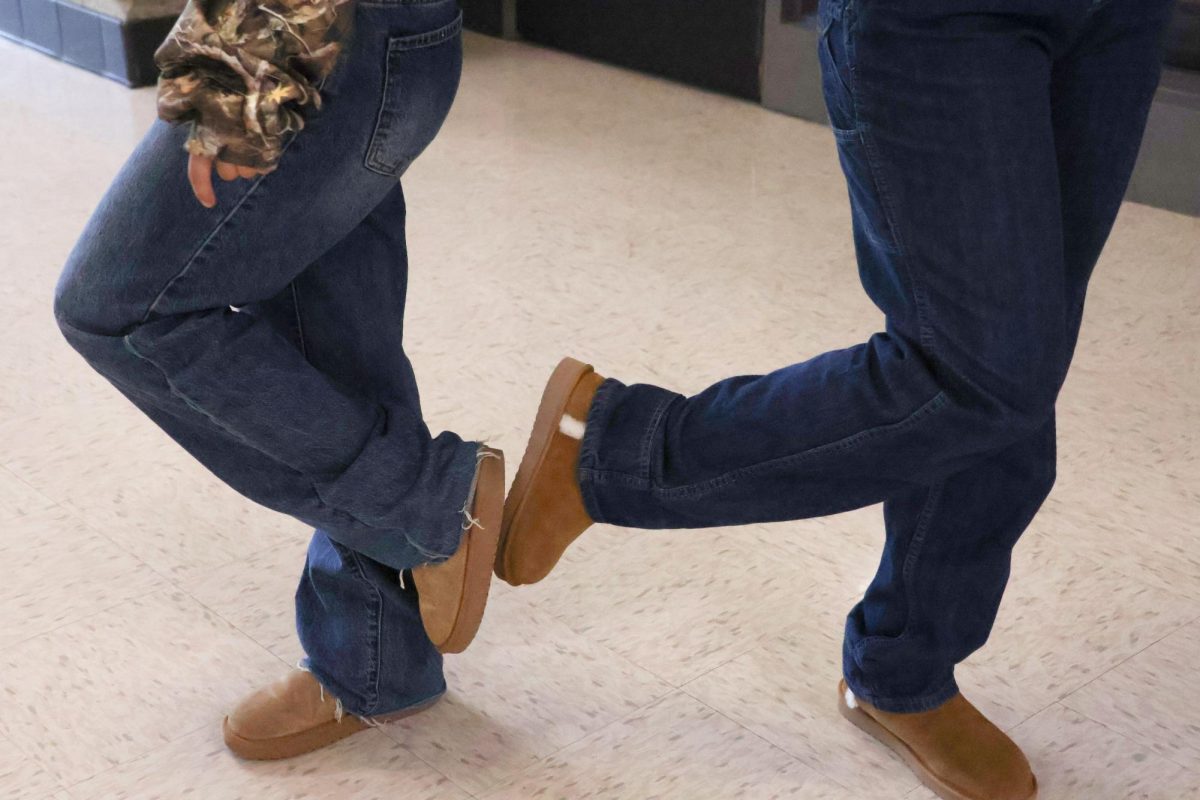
[1,31,1198,800]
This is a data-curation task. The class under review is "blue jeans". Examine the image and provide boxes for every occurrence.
[54,0,467,716]
[579,0,1174,713]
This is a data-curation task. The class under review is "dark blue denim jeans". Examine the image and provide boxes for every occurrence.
[580,0,1174,713]
[54,0,468,716]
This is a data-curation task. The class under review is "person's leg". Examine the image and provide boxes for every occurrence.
[53,0,476,571]
[500,0,1080,587]
[845,0,1174,716]
[54,0,505,758]
[574,2,1084,532]
[277,182,445,716]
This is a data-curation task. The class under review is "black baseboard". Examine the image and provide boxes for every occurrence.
[0,0,173,86]
[517,0,763,100]
[460,0,505,38]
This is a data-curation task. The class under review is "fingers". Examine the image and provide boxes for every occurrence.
[189,156,270,208]
[188,153,217,208]
[216,160,239,182]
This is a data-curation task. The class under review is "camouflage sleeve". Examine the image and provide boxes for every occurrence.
[154,0,354,170]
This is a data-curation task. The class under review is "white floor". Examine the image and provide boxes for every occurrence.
[2,30,1199,800]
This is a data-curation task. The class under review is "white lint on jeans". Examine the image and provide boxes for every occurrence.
[559,414,586,440]
[845,686,859,710]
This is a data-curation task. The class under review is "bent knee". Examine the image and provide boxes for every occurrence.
[53,252,144,341]
[937,355,1063,451]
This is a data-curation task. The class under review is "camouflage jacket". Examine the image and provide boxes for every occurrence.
[154,0,353,170]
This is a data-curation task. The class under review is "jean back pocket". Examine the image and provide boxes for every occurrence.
[364,11,463,177]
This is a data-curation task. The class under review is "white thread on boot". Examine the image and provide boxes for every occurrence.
[460,447,502,532]
[844,687,859,710]
[559,414,586,440]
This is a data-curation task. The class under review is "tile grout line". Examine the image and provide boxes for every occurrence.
[1057,699,1200,776]
[56,719,214,797]
[449,689,696,800]
[682,687,861,796]
[0,585,165,659]
[1049,609,1199,716]
[1051,612,1200,776]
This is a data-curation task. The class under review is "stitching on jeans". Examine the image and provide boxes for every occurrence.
[578,378,615,472]
[120,318,402,535]
[346,549,383,714]
[290,281,308,360]
[645,390,950,499]
[851,481,944,659]
[365,13,462,175]
[636,394,675,483]
[859,128,934,353]
[843,3,936,355]
[139,130,304,324]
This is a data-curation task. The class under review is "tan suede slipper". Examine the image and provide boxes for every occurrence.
[838,680,1037,800]
[495,357,605,586]
[412,446,505,653]
[223,669,440,761]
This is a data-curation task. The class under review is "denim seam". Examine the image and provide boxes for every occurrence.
[636,394,676,482]
[386,12,462,52]
[121,333,264,453]
[346,549,383,715]
[290,281,309,361]
[595,390,949,499]
[136,125,304,326]
[123,323,410,537]
[843,1,936,355]
[578,378,618,472]
[577,378,621,519]
[850,480,944,659]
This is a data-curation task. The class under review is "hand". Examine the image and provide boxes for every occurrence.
[188,153,270,208]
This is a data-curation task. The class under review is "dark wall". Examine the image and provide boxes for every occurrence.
[1166,0,1200,71]
[460,0,505,38]
[517,0,764,100]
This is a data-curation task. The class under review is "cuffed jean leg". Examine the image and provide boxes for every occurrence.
[297,533,446,717]
[843,419,1057,712]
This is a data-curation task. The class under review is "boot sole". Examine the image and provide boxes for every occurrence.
[495,357,595,586]
[838,682,1037,800]
[223,694,441,761]
[427,449,505,654]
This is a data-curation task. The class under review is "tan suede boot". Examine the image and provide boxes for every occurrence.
[413,446,505,654]
[223,670,439,760]
[495,358,605,586]
[838,680,1037,800]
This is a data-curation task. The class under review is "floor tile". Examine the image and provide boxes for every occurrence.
[1062,620,1200,772]
[381,591,672,796]
[180,543,311,665]
[69,724,467,800]
[0,507,166,652]
[0,395,308,581]
[513,524,846,688]
[0,734,65,799]
[1,21,1198,800]
[0,466,57,523]
[953,530,1198,731]
[685,626,920,797]
[483,691,866,800]
[0,591,286,785]
[1009,704,1199,800]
